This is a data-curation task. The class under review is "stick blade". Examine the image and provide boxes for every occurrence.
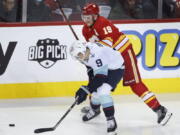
[34,127,54,133]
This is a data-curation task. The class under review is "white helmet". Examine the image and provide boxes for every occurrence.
[69,40,87,61]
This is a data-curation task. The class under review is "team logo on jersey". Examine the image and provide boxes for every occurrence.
[28,38,67,68]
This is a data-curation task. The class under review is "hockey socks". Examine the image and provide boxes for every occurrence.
[130,83,161,109]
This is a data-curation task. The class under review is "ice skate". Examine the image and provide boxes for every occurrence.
[82,108,101,121]
[107,117,117,135]
[155,106,172,126]
[81,106,91,113]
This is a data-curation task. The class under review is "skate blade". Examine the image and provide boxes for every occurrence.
[160,112,173,126]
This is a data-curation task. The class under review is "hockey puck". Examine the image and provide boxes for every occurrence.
[9,124,15,127]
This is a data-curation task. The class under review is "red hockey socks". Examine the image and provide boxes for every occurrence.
[130,82,161,110]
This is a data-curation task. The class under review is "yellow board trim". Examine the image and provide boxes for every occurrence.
[0,78,179,99]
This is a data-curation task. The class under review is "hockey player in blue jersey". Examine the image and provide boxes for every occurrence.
[69,40,124,135]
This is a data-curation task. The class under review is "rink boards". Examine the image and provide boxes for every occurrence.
[0,78,179,99]
[0,22,179,99]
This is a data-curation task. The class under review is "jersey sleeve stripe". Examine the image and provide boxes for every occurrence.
[118,41,131,53]
[113,35,126,48]
[115,37,129,50]
[102,39,113,46]
[104,37,113,42]
[99,40,112,47]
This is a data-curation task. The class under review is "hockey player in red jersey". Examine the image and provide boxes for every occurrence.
[81,3,172,126]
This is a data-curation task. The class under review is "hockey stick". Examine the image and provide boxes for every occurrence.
[56,0,79,40]
[34,98,78,133]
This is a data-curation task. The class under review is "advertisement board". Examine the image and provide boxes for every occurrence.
[0,22,179,98]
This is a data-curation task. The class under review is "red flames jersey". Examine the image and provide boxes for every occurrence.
[82,16,130,53]
[82,16,122,43]
[82,16,141,86]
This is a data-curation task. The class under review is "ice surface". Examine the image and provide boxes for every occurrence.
[0,94,179,135]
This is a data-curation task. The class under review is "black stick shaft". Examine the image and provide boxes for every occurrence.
[53,99,77,129]
[34,99,78,133]
[56,0,79,40]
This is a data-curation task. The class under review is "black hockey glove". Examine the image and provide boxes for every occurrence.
[75,86,90,105]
